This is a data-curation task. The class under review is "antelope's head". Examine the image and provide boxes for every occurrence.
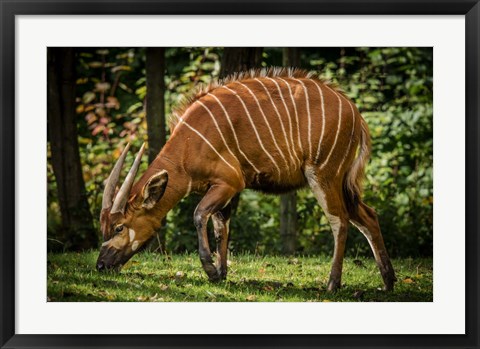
[96,143,169,272]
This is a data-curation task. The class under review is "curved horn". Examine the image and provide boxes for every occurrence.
[110,143,146,215]
[102,143,131,210]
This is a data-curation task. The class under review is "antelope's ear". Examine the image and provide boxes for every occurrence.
[141,170,168,209]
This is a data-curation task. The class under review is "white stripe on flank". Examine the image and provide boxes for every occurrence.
[235,81,290,172]
[185,179,192,197]
[277,77,303,155]
[208,93,260,174]
[319,86,343,170]
[196,99,241,168]
[177,117,241,179]
[293,78,312,159]
[256,78,300,169]
[222,86,282,177]
[312,81,326,163]
[335,97,356,176]
[265,77,300,166]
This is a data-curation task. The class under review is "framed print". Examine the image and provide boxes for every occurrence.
[1,0,479,348]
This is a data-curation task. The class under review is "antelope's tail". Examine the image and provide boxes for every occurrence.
[343,116,371,208]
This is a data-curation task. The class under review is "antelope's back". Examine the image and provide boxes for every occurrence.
[171,69,362,191]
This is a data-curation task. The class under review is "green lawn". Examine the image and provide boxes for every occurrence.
[47,251,433,302]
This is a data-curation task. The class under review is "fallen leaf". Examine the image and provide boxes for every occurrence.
[137,294,158,302]
[403,278,414,284]
[175,271,185,283]
[288,258,299,265]
[206,291,216,299]
[246,295,256,301]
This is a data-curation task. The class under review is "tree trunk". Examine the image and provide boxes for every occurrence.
[146,47,166,163]
[280,47,300,255]
[220,47,263,77]
[280,193,297,254]
[146,47,167,252]
[47,48,97,251]
[282,47,301,69]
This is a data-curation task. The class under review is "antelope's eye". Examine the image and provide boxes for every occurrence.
[114,225,124,234]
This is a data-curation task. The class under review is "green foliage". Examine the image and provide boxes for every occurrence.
[47,251,433,302]
[336,47,433,257]
[165,47,222,122]
[229,191,281,254]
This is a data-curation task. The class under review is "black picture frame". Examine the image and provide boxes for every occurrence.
[1,1,479,348]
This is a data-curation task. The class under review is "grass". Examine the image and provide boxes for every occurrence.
[47,251,433,302]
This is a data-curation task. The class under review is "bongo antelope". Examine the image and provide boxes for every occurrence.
[97,68,396,291]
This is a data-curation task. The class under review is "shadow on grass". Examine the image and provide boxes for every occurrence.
[224,278,431,302]
[49,272,432,302]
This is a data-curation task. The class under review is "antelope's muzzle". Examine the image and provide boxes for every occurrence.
[96,247,125,272]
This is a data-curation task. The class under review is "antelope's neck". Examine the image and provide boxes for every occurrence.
[131,142,191,220]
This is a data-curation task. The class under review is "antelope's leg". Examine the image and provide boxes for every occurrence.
[306,173,349,291]
[326,215,349,291]
[212,203,232,279]
[350,202,397,291]
[194,184,237,282]
[212,194,238,279]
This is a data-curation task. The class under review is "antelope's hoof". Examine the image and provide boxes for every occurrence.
[207,272,223,283]
[207,269,227,283]
[382,278,396,291]
[208,276,221,283]
[215,265,227,280]
[202,263,221,282]
[381,270,397,291]
[327,279,341,292]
